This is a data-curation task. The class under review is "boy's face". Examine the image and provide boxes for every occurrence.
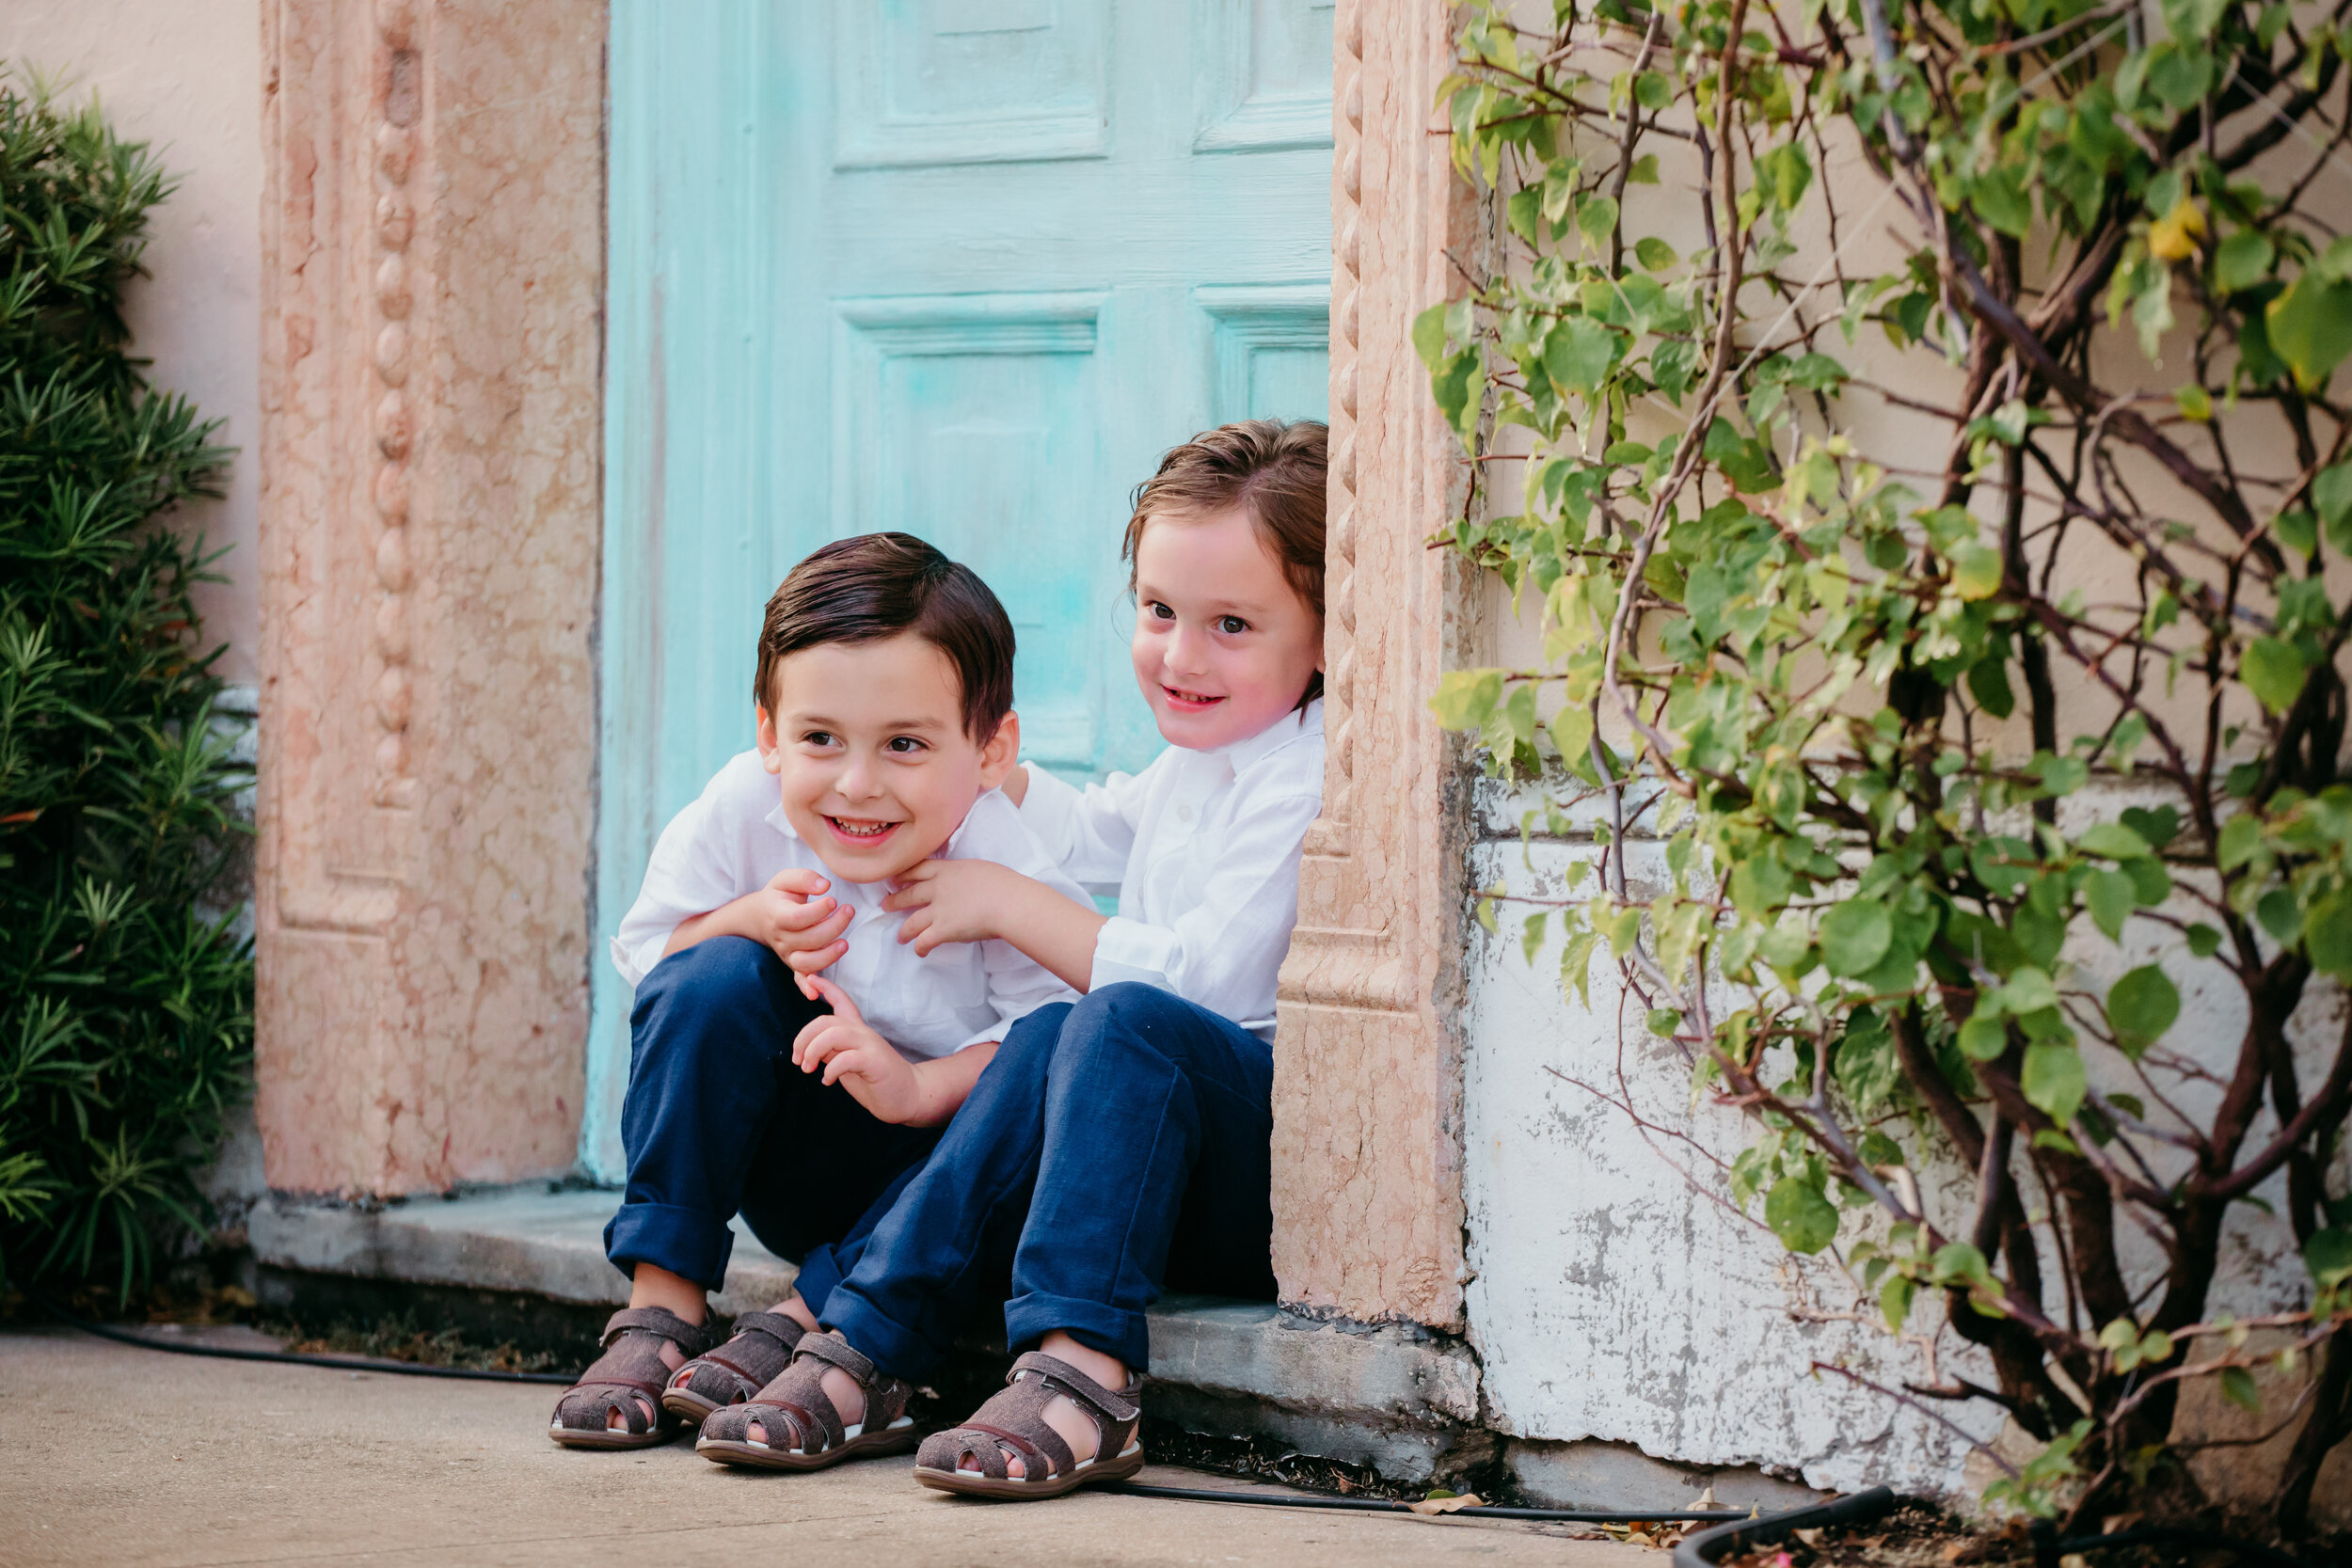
[1131,505,1325,752]
[756,633,1018,884]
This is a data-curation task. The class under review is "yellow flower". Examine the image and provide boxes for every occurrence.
[2149,198,2207,262]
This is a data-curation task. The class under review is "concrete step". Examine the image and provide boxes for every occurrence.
[247,1185,1813,1513]
[247,1186,1484,1482]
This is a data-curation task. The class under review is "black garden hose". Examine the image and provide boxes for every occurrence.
[1674,1484,1899,1568]
[31,1291,578,1384]
[1102,1480,1751,1523]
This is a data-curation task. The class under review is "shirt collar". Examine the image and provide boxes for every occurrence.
[1216,695,1324,776]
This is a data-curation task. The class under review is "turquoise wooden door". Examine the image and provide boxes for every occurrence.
[587,1,1333,1175]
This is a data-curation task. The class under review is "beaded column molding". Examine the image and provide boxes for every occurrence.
[256,0,603,1196]
[1273,0,1484,1329]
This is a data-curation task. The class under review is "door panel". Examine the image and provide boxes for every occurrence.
[590,2,1330,1174]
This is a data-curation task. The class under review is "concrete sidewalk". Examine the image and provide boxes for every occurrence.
[0,1327,1659,1568]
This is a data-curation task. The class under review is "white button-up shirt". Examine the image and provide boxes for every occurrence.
[610,751,1087,1061]
[1017,699,1325,1041]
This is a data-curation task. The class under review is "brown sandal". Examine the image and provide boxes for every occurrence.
[695,1331,917,1470]
[913,1351,1145,1499]
[660,1308,807,1425]
[548,1306,717,1449]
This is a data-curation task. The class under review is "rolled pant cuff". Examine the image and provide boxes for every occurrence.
[1003,1291,1149,1372]
[820,1290,939,1385]
[790,1243,849,1321]
[604,1202,736,1292]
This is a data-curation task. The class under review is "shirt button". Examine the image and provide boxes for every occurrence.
[1177,804,1194,822]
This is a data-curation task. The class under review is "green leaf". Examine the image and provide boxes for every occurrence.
[1521,910,1549,967]
[2307,894,2352,979]
[1548,702,1594,767]
[2084,869,2137,942]
[1633,235,1677,271]
[2023,1041,2087,1126]
[2212,230,2275,293]
[1950,540,2004,600]
[2243,637,2311,714]
[2266,274,2352,387]
[1634,71,1674,110]
[1819,899,1893,978]
[1429,668,1504,730]
[2313,462,2352,551]
[1967,655,2015,718]
[2219,1366,2261,1414]
[1646,1007,1682,1037]
[1765,1176,1839,1254]
[1546,316,1618,399]
[2108,965,2182,1057]
[1576,195,1619,249]
[2306,1227,2352,1286]
[2076,822,2153,859]
[1432,348,1485,440]
[1880,1274,1915,1331]
[1958,1014,2009,1061]
[2186,923,2223,958]
[1411,304,1450,371]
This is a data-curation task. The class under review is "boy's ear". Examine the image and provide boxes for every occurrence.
[755,705,785,775]
[977,710,1021,790]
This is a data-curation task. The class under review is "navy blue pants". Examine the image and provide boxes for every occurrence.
[604,937,941,1298]
[823,981,1277,1378]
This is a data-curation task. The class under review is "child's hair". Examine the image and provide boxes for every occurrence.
[1122,419,1327,701]
[755,532,1015,742]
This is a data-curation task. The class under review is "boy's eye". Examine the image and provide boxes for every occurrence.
[1147,601,1175,621]
[884,736,926,754]
[801,730,837,748]
[1216,615,1249,635]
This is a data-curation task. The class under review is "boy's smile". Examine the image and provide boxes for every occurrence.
[757,634,1019,884]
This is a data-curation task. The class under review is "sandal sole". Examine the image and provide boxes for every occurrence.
[913,1444,1145,1500]
[697,1425,919,1471]
[660,1387,725,1426]
[548,1423,676,1450]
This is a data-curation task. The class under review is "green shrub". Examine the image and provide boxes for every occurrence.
[0,71,251,1299]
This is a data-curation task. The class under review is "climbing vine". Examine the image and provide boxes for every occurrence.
[1422,0,2351,1531]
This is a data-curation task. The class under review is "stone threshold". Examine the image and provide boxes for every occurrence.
[248,1184,1814,1512]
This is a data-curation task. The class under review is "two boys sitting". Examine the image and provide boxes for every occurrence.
[554,420,1329,1499]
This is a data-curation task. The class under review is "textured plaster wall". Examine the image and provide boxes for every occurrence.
[1458,775,2349,1510]
[0,0,262,684]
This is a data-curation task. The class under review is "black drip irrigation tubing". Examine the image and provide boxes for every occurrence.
[32,1292,578,1384]
[27,1305,2341,1560]
[1101,1481,1751,1523]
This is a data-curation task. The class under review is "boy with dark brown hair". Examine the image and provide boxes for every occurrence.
[548,531,1089,1449]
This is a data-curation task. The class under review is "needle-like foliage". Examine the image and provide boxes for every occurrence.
[0,70,250,1302]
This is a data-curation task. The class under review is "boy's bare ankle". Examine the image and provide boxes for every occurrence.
[773,1293,820,1334]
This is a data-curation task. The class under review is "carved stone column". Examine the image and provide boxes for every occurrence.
[1274,0,1481,1328]
[256,0,603,1194]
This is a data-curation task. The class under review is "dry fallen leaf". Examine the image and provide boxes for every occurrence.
[1406,1493,1486,1516]
[1794,1528,1824,1546]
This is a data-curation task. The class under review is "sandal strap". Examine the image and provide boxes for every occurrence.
[1009,1351,1141,1427]
[793,1331,880,1385]
[728,1310,805,1350]
[966,1416,1073,1482]
[599,1305,714,1354]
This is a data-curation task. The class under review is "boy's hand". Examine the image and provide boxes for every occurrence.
[882,859,1020,955]
[738,866,853,974]
[792,974,923,1123]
